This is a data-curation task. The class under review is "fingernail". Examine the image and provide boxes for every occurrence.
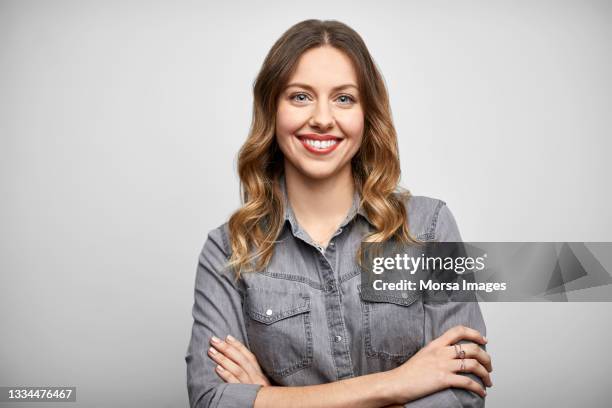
[211,336,221,343]
[209,347,217,354]
[483,336,488,343]
[216,365,224,372]
[226,334,235,342]
[484,390,487,396]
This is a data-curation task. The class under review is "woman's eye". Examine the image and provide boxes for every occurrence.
[291,93,310,103]
[289,92,356,105]
[337,94,356,105]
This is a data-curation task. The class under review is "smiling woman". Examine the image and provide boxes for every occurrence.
[276,46,364,184]
[185,19,491,408]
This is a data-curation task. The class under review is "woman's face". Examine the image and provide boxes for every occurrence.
[276,45,364,180]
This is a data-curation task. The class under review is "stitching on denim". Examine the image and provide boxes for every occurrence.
[273,312,314,378]
[220,223,231,257]
[361,297,424,363]
[245,299,314,380]
[360,290,421,306]
[323,292,341,379]
[339,267,361,283]
[247,300,311,324]
[260,270,324,291]
[428,200,446,237]
[360,298,373,360]
[332,287,355,378]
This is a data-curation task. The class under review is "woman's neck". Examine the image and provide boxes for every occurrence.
[283,164,355,247]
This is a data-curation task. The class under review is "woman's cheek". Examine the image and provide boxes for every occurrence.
[278,100,306,118]
[337,110,364,139]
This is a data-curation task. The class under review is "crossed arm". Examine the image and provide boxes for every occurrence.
[207,325,492,408]
[187,207,491,407]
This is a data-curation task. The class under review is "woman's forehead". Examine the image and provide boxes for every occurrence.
[286,47,359,88]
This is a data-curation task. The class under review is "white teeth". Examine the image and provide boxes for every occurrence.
[304,139,338,149]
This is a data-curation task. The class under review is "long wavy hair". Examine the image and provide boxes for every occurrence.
[226,19,422,279]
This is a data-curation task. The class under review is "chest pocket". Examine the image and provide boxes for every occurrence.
[358,284,425,364]
[244,288,313,382]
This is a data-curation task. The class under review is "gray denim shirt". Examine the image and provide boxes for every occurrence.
[186,174,487,407]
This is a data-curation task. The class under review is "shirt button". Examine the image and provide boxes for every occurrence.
[329,242,335,247]
[334,335,342,342]
[265,309,273,316]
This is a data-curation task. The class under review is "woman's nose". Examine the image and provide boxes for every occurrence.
[309,101,335,130]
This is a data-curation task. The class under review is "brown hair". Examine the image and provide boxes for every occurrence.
[226,19,421,279]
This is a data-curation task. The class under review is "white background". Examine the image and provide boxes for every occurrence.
[1,0,611,406]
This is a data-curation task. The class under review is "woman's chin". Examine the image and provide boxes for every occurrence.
[296,166,339,181]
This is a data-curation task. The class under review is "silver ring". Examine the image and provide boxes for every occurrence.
[460,358,465,372]
[458,343,466,360]
[454,344,460,359]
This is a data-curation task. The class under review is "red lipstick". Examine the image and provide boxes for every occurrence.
[295,134,342,155]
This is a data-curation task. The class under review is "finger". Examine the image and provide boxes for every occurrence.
[211,337,259,378]
[207,346,249,383]
[436,325,487,347]
[215,365,240,383]
[225,335,263,373]
[446,344,493,373]
[447,374,487,398]
[465,343,493,372]
[255,373,271,387]
[450,358,493,388]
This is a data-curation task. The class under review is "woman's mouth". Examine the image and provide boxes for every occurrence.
[295,135,342,155]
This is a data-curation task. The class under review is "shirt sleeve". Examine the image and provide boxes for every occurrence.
[405,203,487,408]
[185,225,262,408]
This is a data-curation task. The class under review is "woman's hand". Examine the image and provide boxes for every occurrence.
[384,325,493,404]
[207,334,271,386]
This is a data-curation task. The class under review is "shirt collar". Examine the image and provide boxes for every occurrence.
[278,173,373,235]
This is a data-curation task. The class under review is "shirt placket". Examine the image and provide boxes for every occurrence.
[280,174,359,380]
[295,224,355,380]
[321,226,355,380]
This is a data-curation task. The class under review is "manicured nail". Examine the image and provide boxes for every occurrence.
[211,336,221,343]
[226,335,235,342]
[208,347,217,354]
[216,365,224,372]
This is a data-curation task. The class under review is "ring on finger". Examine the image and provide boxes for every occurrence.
[454,344,461,359]
[458,343,466,360]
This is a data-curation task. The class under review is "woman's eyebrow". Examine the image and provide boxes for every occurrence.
[285,82,359,92]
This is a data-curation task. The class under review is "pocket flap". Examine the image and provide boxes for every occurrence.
[358,283,421,306]
[245,288,311,325]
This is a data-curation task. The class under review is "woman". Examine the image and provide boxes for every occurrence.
[186,19,492,408]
